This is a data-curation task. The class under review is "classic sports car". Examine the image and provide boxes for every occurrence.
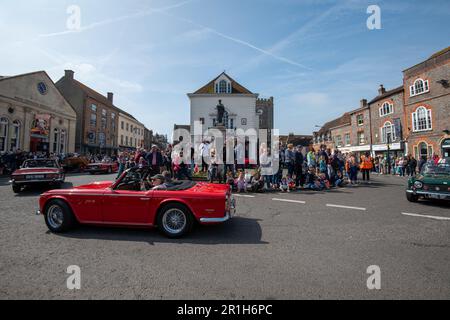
[85,160,118,174]
[10,159,65,193]
[37,167,235,238]
[406,160,450,202]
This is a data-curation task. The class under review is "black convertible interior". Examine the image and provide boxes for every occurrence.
[115,167,196,191]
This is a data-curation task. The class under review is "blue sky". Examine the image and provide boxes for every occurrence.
[1,0,449,138]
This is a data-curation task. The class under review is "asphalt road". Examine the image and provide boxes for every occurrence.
[0,173,449,300]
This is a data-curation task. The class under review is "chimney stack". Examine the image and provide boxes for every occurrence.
[65,70,74,80]
[378,84,386,95]
[360,99,368,108]
[107,92,114,103]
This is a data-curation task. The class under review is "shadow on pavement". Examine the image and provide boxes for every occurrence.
[52,217,267,245]
[14,182,74,197]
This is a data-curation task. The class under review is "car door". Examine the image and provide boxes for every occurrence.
[101,189,152,224]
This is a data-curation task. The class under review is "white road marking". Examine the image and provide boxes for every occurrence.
[401,212,450,221]
[234,194,256,198]
[272,198,306,204]
[326,204,367,211]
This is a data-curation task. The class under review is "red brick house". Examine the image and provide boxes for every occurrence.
[403,46,450,159]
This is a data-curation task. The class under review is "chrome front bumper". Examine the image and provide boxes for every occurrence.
[407,189,450,199]
[10,179,64,184]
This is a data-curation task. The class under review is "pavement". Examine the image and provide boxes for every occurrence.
[0,172,449,300]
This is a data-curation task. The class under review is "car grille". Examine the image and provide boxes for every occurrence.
[424,184,450,192]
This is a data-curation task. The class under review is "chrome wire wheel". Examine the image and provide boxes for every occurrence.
[47,205,64,229]
[162,208,187,234]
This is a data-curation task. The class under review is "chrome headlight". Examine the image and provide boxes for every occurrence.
[414,181,423,189]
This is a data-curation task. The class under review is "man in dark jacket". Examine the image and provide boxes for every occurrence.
[408,156,418,176]
[145,145,163,175]
[294,146,304,187]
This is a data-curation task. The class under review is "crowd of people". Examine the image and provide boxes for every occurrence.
[1,143,447,195]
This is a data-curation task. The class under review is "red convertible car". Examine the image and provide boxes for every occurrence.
[37,167,235,238]
[10,159,65,193]
[85,160,118,174]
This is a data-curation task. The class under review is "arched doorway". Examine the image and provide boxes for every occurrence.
[442,139,450,158]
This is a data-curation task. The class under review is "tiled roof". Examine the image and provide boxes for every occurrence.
[316,113,351,135]
[193,72,253,94]
[368,85,404,105]
[429,46,450,59]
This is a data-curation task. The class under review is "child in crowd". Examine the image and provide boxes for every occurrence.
[305,166,320,190]
[319,155,328,177]
[250,170,265,193]
[279,176,289,192]
[288,177,296,192]
[226,171,236,192]
[236,171,247,193]
[333,170,345,187]
[318,173,330,190]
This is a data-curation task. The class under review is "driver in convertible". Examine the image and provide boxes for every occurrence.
[141,172,173,191]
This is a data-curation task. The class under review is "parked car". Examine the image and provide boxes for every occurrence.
[10,159,65,193]
[406,160,450,202]
[37,167,235,238]
[85,160,118,174]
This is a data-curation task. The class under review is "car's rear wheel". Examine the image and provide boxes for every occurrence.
[406,192,419,202]
[157,203,193,238]
[12,184,21,193]
[44,199,76,233]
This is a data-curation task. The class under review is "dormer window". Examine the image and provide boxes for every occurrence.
[410,78,429,97]
[215,79,231,93]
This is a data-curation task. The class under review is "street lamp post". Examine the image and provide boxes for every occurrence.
[387,134,391,175]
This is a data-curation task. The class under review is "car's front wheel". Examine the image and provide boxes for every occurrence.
[157,203,193,238]
[12,184,21,193]
[406,192,419,202]
[44,199,77,233]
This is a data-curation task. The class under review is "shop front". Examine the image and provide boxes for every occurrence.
[372,142,406,159]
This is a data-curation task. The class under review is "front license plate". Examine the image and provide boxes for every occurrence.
[27,175,44,180]
[429,194,443,199]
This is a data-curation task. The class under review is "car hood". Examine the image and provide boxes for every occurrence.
[73,181,114,189]
[417,174,450,185]
[13,168,60,175]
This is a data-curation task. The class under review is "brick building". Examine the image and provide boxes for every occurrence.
[403,47,450,159]
[56,70,120,155]
[313,113,351,152]
[368,85,405,157]
[345,99,372,157]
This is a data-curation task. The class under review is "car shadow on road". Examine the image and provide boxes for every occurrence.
[53,217,268,245]
[413,199,450,209]
[14,182,74,197]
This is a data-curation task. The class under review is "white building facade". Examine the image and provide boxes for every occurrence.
[188,72,273,145]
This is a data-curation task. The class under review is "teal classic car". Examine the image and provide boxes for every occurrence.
[406,160,450,202]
